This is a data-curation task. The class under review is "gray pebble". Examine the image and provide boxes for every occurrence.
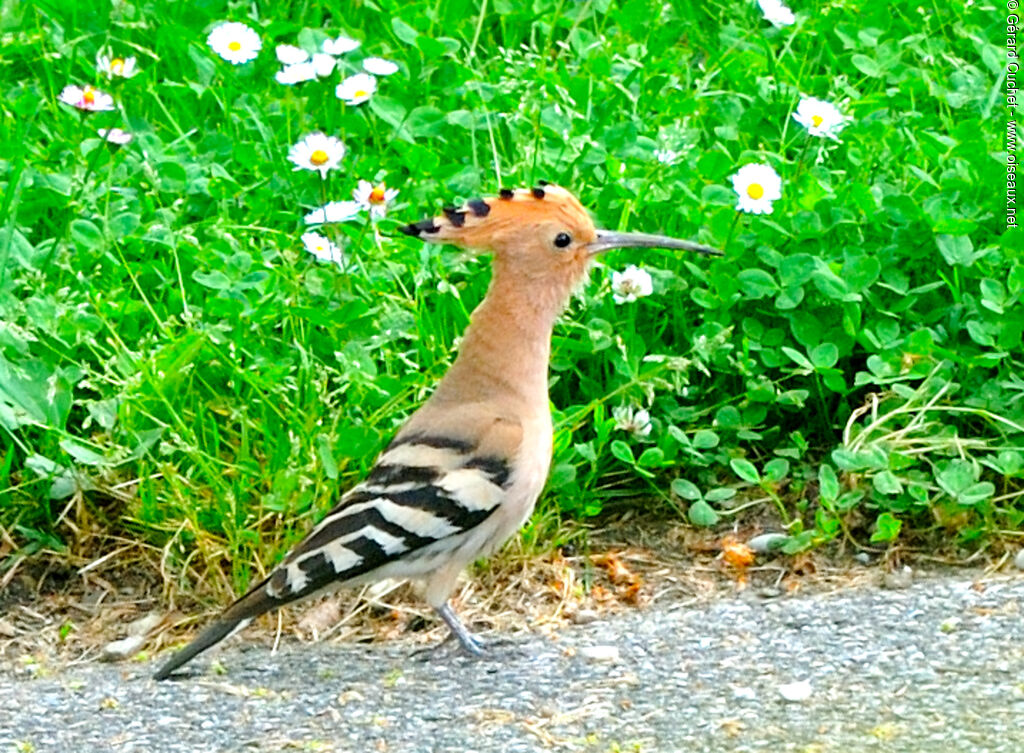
[569,608,599,625]
[577,645,621,663]
[883,564,914,589]
[747,532,789,553]
[98,634,146,662]
[127,612,164,637]
[777,679,813,702]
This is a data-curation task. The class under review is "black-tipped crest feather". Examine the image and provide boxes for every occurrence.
[443,207,466,227]
[399,218,441,236]
[466,199,490,217]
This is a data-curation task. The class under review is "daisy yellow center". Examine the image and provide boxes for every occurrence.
[353,89,368,99]
[309,149,330,166]
[368,186,387,203]
[228,40,242,51]
[83,87,96,104]
[811,114,823,127]
[747,183,764,200]
[111,58,125,73]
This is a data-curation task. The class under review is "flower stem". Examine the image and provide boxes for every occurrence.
[792,137,811,183]
[349,214,371,280]
[723,212,741,254]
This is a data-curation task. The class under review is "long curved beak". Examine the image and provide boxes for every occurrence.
[586,229,723,257]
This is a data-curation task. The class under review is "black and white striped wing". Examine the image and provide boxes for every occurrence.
[260,434,511,605]
[152,432,514,680]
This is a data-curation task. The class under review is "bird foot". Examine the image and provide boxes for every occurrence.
[410,628,530,664]
[411,631,484,663]
[409,601,500,663]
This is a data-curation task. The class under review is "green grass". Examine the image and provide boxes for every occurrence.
[0,0,1018,594]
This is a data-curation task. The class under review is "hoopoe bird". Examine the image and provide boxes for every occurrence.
[153,184,720,680]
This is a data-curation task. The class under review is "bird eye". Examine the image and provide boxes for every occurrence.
[554,232,572,248]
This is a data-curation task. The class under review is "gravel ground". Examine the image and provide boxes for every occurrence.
[3,574,1023,753]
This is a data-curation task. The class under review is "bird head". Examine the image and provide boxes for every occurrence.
[400,183,721,306]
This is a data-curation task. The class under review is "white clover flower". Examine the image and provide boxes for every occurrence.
[792,97,847,140]
[353,180,399,219]
[757,0,795,27]
[97,127,132,144]
[276,44,308,65]
[654,148,680,165]
[611,265,654,304]
[335,72,377,105]
[304,200,362,225]
[322,35,360,55]
[302,232,344,268]
[58,84,115,112]
[274,44,335,79]
[97,54,138,79]
[207,22,262,65]
[288,133,346,179]
[731,163,783,215]
[362,57,398,76]
[311,52,336,77]
[612,406,653,438]
[275,62,318,85]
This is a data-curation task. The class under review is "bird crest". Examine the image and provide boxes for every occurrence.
[399,183,598,251]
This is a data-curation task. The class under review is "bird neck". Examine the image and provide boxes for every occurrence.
[429,263,568,411]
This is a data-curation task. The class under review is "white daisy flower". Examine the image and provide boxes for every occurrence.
[304,200,362,225]
[362,57,398,76]
[207,22,262,65]
[58,84,115,112]
[731,163,783,215]
[335,73,377,105]
[612,406,653,438]
[322,35,360,55]
[654,148,680,165]
[757,0,795,27]
[97,127,132,144]
[611,265,654,304]
[97,54,138,79]
[288,133,346,178]
[352,180,399,219]
[276,44,308,65]
[792,97,847,140]
[302,232,344,267]
[275,62,318,85]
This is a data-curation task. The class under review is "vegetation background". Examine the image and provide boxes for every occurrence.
[0,0,1018,601]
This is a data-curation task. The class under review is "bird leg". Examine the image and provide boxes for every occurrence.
[434,601,484,657]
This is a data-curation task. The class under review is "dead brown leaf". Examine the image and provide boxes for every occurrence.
[721,537,756,569]
[591,551,641,586]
